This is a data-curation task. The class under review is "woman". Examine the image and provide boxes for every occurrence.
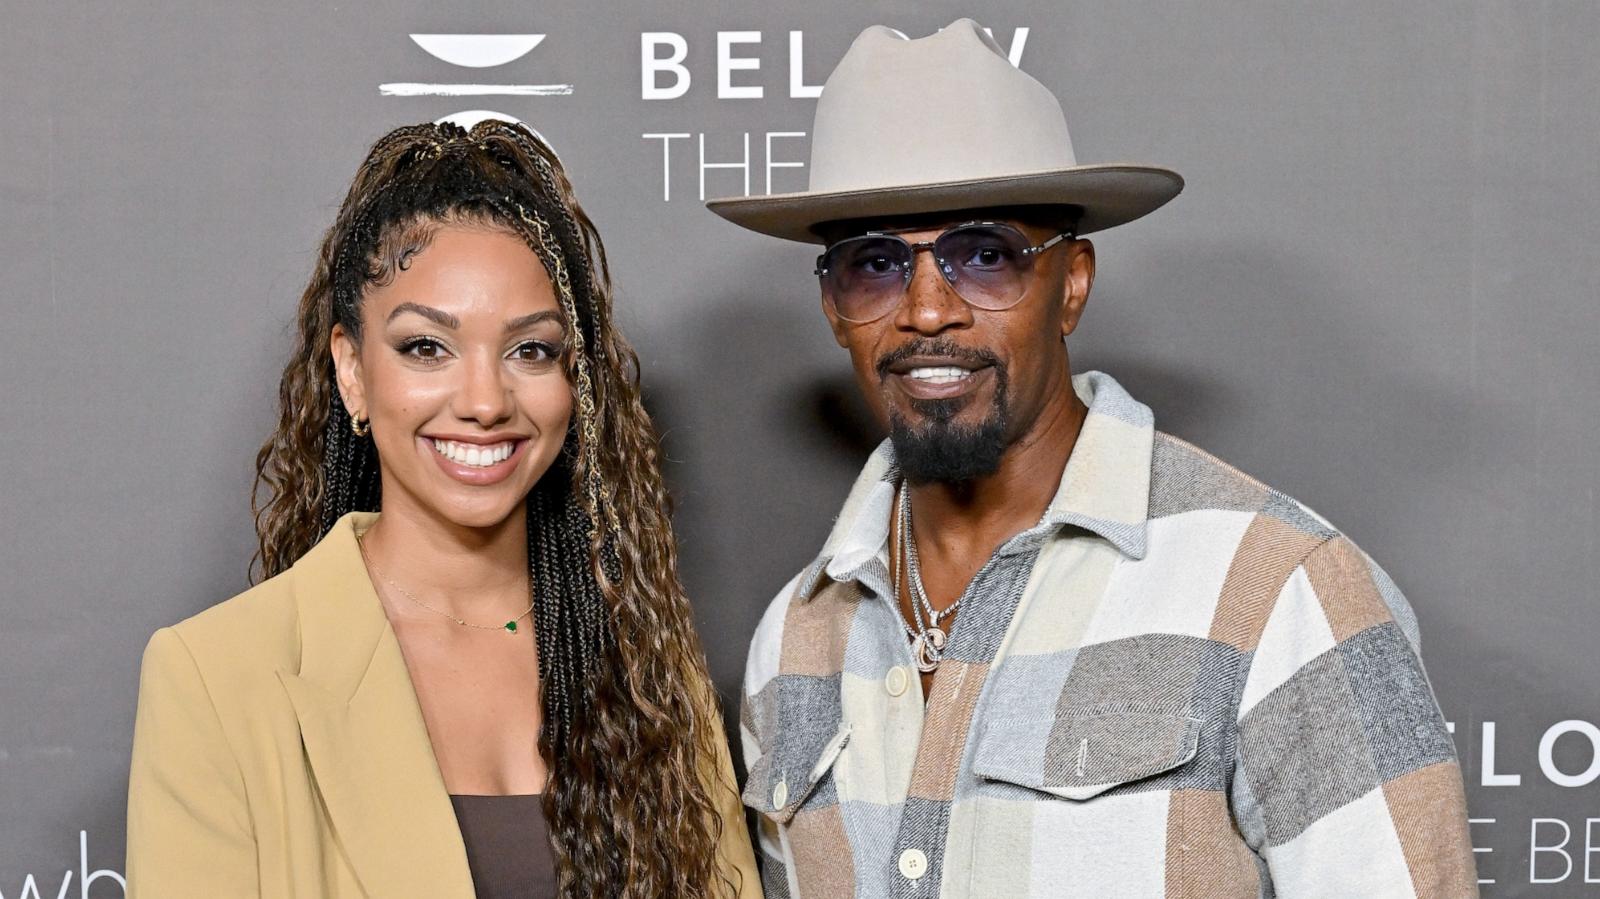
[126,120,759,898]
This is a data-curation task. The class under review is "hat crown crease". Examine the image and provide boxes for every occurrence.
[810,18,1077,194]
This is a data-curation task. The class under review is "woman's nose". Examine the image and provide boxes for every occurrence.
[454,354,513,426]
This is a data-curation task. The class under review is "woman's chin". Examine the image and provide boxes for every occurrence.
[409,488,532,532]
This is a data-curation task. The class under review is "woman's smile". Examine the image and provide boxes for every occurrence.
[422,435,530,486]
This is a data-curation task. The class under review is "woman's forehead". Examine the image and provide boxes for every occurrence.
[366,227,562,329]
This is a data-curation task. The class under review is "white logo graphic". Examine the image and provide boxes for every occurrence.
[434,109,523,131]
[408,34,545,68]
[382,33,570,129]
[0,830,123,899]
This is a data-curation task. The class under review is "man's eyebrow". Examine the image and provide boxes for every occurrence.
[503,311,564,334]
[387,302,459,329]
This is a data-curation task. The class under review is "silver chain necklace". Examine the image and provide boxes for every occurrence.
[894,482,963,673]
[890,481,1052,672]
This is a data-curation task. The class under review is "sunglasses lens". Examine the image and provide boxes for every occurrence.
[820,236,913,322]
[936,225,1035,310]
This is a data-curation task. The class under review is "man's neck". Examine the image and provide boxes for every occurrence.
[906,381,1088,565]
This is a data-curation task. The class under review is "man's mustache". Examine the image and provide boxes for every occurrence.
[874,338,1003,380]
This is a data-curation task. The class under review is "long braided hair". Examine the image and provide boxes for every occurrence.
[250,120,733,897]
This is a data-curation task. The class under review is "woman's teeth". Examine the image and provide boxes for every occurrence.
[430,439,515,468]
[906,366,972,385]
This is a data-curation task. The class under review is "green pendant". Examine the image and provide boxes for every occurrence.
[504,620,518,633]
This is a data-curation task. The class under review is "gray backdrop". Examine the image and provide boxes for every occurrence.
[2,1,1596,895]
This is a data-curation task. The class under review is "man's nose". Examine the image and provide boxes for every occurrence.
[894,247,972,335]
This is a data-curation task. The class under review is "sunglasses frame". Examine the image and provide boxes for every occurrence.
[814,220,1075,324]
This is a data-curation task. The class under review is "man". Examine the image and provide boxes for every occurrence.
[708,18,1477,899]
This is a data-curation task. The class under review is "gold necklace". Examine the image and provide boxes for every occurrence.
[356,535,534,634]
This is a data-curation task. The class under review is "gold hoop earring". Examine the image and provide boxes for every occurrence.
[350,413,370,437]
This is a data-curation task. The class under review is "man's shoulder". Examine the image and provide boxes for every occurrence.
[1147,429,1419,638]
[755,569,807,632]
[1149,429,1341,545]
[744,569,807,693]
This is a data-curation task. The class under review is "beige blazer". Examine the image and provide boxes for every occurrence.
[126,510,760,898]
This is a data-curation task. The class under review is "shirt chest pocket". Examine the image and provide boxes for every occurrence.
[972,709,1202,800]
[742,721,852,825]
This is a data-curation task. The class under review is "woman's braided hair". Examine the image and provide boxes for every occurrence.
[250,120,734,897]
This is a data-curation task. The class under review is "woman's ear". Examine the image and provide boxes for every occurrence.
[329,323,366,419]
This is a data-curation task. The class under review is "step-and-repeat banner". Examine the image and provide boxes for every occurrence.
[2,2,1595,895]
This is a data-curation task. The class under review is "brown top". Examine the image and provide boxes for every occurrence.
[448,794,558,899]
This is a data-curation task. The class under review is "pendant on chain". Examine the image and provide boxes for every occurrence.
[911,626,946,673]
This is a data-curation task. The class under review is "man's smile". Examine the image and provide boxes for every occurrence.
[883,354,996,402]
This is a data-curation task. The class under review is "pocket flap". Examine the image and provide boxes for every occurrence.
[742,721,852,824]
[974,711,1201,800]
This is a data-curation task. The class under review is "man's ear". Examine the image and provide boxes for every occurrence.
[1060,238,1095,338]
[329,323,367,419]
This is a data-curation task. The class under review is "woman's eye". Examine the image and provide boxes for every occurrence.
[512,341,558,363]
[397,337,448,361]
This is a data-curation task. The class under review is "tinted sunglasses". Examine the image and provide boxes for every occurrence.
[814,221,1074,324]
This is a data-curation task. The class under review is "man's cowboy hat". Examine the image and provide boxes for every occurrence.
[706,19,1183,243]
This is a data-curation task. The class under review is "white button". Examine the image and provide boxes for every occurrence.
[885,665,909,697]
[772,779,788,808]
[897,848,928,880]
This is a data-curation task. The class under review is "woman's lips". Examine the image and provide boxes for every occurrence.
[423,437,528,486]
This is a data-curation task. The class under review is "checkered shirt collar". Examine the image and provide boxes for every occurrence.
[796,369,1155,601]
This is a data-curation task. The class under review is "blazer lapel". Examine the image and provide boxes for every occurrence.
[276,511,475,899]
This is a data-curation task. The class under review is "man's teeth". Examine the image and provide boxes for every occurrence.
[906,366,972,384]
[430,439,515,468]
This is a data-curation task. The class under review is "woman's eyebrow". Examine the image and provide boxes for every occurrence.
[387,302,459,329]
[503,311,564,334]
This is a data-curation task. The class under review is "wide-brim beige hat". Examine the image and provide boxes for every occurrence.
[707,19,1183,244]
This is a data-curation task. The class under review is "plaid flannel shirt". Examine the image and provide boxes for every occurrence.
[740,370,1477,898]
